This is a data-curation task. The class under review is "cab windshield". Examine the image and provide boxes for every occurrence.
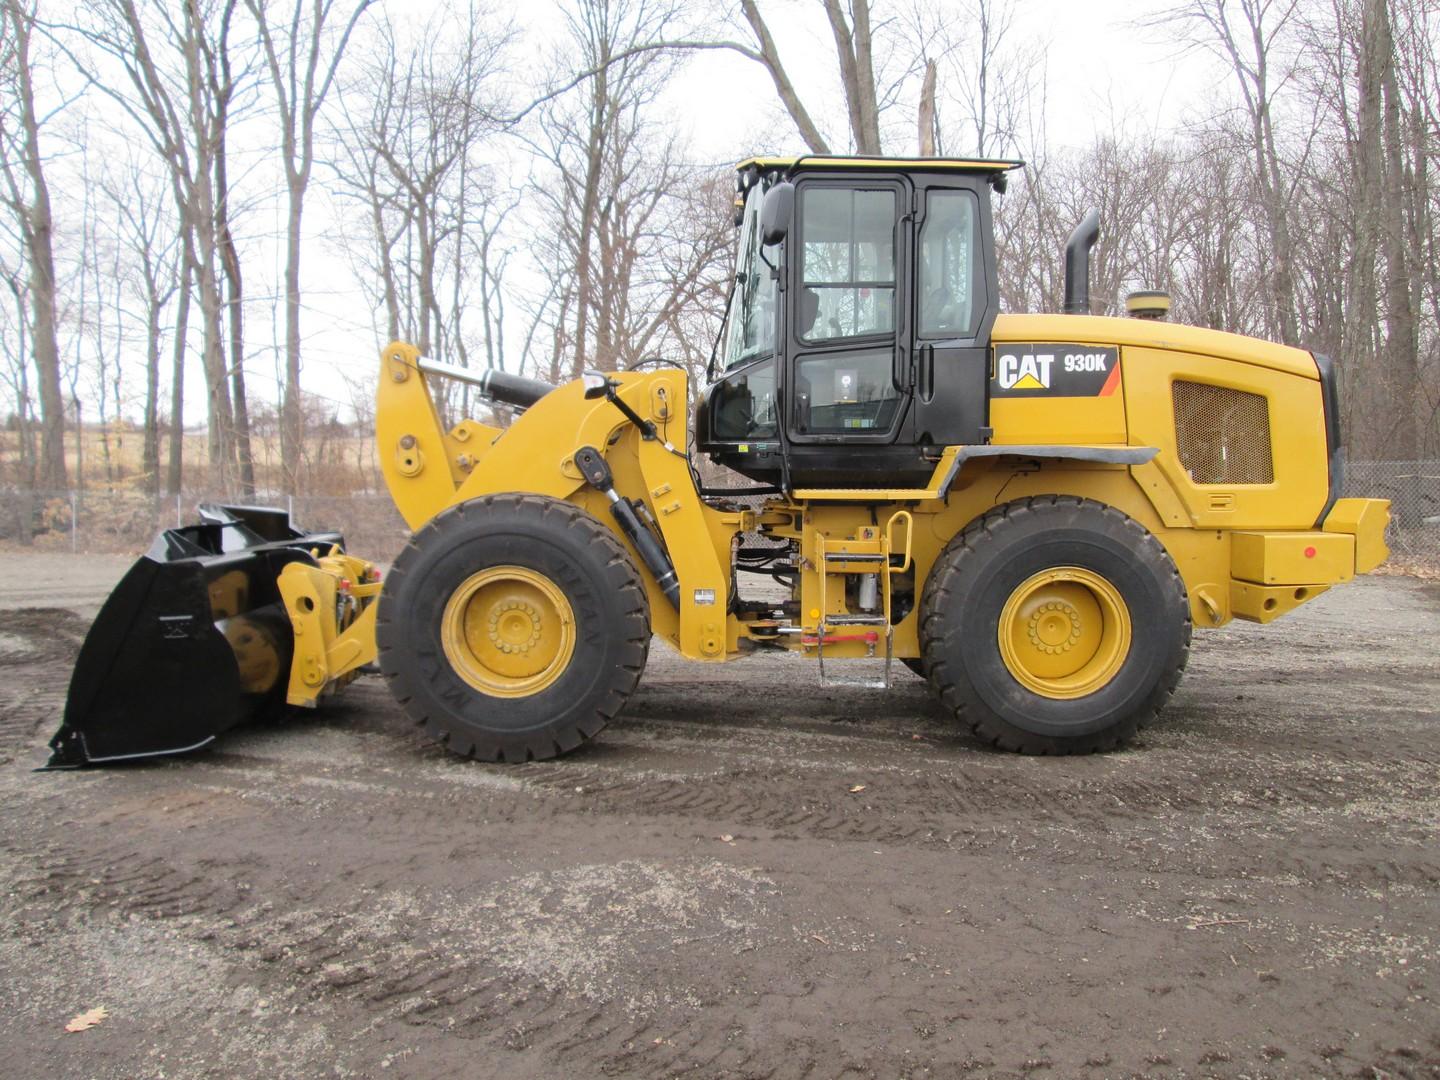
[721,184,779,370]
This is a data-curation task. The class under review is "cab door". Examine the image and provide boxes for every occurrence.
[910,180,997,446]
[785,178,910,445]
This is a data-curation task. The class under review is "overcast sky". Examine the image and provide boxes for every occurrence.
[660,0,1213,159]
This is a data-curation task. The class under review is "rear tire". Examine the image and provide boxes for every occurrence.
[377,494,650,762]
[919,496,1190,754]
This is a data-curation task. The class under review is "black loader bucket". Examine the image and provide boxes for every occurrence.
[45,504,344,768]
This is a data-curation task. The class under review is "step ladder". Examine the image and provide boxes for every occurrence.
[812,511,913,688]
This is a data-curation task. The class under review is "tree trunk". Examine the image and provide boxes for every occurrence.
[848,0,881,152]
[821,0,875,153]
[369,180,400,340]
[193,231,235,489]
[1376,0,1417,458]
[918,59,937,156]
[215,108,255,493]
[142,279,162,495]
[737,0,831,154]
[167,254,192,496]
[1346,0,1387,456]
[26,163,65,491]
[280,186,305,493]
[6,1,67,490]
[180,2,235,490]
[571,56,608,377]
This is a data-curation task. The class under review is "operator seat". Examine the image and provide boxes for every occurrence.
[798,287,820,336]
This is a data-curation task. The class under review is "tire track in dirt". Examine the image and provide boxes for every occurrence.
[0,608,88,766]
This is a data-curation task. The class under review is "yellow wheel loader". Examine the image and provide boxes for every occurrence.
[47,155,1391,767]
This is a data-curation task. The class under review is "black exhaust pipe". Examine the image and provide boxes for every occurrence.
[1063,209,1101,315]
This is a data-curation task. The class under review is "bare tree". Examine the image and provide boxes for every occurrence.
[1149,0,1306,346]
[99,155,181,493]
[63,0,244,489]
[246,0,375,494]
[731,0,920,154]
[525,1,735,385]
[0,253,38,487]
[167,247,192,494]
[208,0,256,492]
[0,0,68,490]
[932,0,1032,158]
[332,4,509,389]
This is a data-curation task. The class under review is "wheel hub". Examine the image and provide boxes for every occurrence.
[489,600,543,654]
[441,566,576,698]
[1027,600,1083,655]
[998,567,1132,700]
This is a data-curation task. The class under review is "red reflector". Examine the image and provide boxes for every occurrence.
[1303,546,1316,558]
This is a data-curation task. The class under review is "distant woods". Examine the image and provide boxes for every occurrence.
[0,0,1435,498]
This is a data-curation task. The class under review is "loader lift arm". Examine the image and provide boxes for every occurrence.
[375,342,733,661]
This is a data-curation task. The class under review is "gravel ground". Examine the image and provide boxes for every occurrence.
[0,553,1436,1079]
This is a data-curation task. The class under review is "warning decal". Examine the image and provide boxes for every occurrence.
[991,344,1121,397]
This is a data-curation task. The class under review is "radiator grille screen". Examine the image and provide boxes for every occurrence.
[1172,381,1274,484]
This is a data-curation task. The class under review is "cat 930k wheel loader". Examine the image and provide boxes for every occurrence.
[47,155,1391,767]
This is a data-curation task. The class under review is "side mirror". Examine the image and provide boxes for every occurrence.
[581,371,610,399]
[759,181,794,246]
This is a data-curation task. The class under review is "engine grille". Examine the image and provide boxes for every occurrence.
[1172,381,1274,485]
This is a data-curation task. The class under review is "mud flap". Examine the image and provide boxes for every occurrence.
[44,505,343,768]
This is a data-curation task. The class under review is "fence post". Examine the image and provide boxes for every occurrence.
[175,493,181,526]
[70,491,77,553]
[287,494,294,520]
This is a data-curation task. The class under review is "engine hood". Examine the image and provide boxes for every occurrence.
[991,313,1319,381]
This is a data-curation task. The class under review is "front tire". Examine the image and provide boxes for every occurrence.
[377,494,650,762]
[920,496,1190,754]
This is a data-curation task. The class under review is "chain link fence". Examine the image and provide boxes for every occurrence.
[0,488,411,563]
[0,460,1436,568]
[1343,461,1440,570]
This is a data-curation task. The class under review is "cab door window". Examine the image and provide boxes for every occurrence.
[799,188,896,342]
[793,185,902,437]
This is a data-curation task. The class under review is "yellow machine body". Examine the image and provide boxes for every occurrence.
[51,154,1392,769]
[308,326,1387,691]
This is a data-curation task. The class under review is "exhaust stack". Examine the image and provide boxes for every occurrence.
[1063,209,1101,315]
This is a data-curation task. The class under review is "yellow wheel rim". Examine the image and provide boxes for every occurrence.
[441,566,576,699]
[997,567,1132,700]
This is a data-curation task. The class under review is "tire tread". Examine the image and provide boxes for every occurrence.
[377,493,651,762]
[919,495,1191,754]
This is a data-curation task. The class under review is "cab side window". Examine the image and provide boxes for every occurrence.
[917,190,983,339]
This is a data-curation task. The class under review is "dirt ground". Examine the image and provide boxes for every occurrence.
[0,554,1436,1080]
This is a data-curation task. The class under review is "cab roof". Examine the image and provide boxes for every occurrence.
[736,155,1025,174]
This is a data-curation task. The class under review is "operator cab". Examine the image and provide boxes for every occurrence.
[696,155,1021,488]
